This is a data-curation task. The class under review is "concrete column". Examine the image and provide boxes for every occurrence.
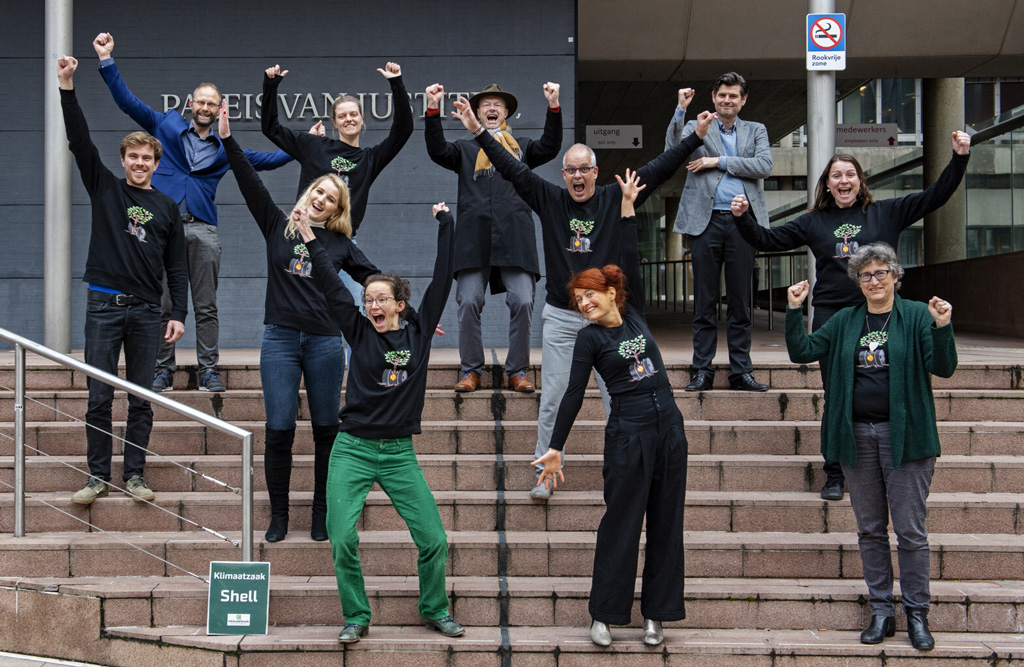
[664,196,684,306]
[922,78,967,265]
[806,0,836,331]
[44,0,73,352]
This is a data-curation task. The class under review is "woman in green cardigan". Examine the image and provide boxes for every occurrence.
[785,242,956,652]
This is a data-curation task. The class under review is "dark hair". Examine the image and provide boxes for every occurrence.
[120,131,163,161]
[364,273,412,320]
[714,72,747,97]
[810,154,875,212]
[567,265,628,313]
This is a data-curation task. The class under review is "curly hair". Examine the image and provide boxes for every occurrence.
[567,265,628,314]
[364,273,412,320]
[847,242,904,289]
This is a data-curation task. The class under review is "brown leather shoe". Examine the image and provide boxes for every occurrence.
[507,373,535,393]
[454,372,481,392]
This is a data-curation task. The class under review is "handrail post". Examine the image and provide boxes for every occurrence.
[241,432,254,561]
[13,344,26,537]
[767,256,775,331]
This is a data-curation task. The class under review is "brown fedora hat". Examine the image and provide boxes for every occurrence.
[469,84,518,118]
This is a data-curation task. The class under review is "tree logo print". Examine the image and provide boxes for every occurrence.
[125,205,153,242]
[832,223,862,258]
[857,330,888,368]
[567,218,596,253]
[618,334,658,382]
[286,243,312,278]
[380,350,412,387]
[331,156,356,174]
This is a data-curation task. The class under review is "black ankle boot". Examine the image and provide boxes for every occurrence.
[310,423,338,542]
[859,615,895,644]
[906,609,934,651]
[263,427,295,543]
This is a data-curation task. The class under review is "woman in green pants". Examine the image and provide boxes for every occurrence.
[291,200,461,643]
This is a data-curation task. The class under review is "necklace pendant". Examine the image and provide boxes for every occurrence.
[869,341,879,352]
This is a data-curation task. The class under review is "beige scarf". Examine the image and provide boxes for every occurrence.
[474,122,522,180]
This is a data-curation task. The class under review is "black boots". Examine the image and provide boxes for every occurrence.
[311,423,339,542]
[264,427,295,542]
[906,609,935,651]
[859,615,895,644]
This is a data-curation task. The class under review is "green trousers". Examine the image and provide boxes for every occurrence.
[327,432,450,625]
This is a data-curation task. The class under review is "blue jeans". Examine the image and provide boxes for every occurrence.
[84,291,162,482]
[260,324,345,430]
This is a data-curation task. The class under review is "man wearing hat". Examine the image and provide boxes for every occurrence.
[424,81,562,392]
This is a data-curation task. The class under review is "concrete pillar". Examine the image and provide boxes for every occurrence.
[44,0,73,352]
[922,78,967,265]
[664,199,684,307]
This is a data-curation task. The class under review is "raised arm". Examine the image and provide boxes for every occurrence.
[367,62,414,176]
[635,110,713,206]
[729,195,808,251]
[664,87,696,149]
[59,56,115,198]
[220,104,280,238]
[617,169,647,314]
[93,33,164,133]
[523,82,563,168]
[924,297,957,378]
[423,83,461,170]
[417,204,457,333]
[261,66,319,160]
[292,207,364,341]
[888,133,971,229]
[783,281,833,363]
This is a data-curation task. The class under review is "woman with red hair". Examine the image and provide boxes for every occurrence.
[533,169,688,648]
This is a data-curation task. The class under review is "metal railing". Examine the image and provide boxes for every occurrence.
[640,249,810,330]
[0,326,255,561]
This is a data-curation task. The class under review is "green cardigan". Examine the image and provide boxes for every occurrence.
[785,295,957,469]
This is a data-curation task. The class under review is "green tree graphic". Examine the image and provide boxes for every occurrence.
[859,330,888,348]
[293,243,309,259]
[569,218,595,239]
[833,223,861,244]
[126,206,153,236]
[618,335,647,361]
[384,350,411,370]
[331,156,356,173]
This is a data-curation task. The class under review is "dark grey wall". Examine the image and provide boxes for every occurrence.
[2,1,576,351]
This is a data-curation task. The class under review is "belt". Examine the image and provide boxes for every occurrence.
[89,291,146,306]
[181,212,207,224]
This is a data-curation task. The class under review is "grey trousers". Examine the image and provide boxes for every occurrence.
[842,422,935,616]
[534,304,610,475]
[455,267,535,377]
[157,221,221,373]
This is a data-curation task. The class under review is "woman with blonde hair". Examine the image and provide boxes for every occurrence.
[221,105,378,544]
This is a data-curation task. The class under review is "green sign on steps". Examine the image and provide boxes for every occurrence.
[207,561,271,635]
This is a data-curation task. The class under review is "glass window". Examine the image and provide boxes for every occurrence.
[965,82,995,127]
[1000,81,1024,115]
[841,81,877,124]
[881,79,917,134]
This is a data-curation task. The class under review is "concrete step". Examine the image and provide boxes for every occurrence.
[5,490,1022,536]
[3,388,1024,424]
[3,530,1023,581]
[3,359,1021,392]
[5,419,1024,459]
[6,453,1023,495]
[5,575,1024,633]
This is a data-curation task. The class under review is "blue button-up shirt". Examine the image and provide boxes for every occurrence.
[712,120,745,211]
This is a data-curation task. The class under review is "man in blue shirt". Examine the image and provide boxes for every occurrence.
[92,32,292,392]
[665,72,773,393]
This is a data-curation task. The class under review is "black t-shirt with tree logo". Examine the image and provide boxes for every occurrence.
[852,310,891,422]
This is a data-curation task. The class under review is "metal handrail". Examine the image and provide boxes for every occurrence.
[0,326,255,561]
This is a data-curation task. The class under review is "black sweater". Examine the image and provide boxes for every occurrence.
[61,88,187,321]
[262,74,413,232]
[475,129,704,309]
[733,152,969,310]
[223,135,378,336]
[307,211,455,439]
[549,218,671,450]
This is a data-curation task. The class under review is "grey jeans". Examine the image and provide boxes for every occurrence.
[157,220,221,373]
[842,422,935,616]
[456,267,535,377]
[534,304,610,475]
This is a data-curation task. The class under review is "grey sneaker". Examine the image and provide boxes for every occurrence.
[338,623,368,643]
[424,616,465,637]
[72,477,108,505]
[152,369,173,392]
[199,370,226,392]
[529,481,553,501]
[125,475,155,503]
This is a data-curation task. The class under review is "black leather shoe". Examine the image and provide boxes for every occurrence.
[859,614,895,644]
[820,479,845,501]
[685,371,715,392]
[729,372,767,392]
[906,609,935,651]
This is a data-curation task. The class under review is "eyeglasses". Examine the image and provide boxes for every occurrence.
[362,296,394,307]
[857,269,892,283]
[563,166,594,176]
[191,100,220,109]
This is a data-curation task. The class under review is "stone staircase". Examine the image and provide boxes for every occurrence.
[1,357,1023,665]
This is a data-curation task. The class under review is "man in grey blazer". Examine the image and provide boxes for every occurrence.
[665,72,772,392]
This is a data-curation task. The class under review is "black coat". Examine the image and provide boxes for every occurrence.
[424,109,561,294]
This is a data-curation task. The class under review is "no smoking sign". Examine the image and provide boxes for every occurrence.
[807,13,846,71]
